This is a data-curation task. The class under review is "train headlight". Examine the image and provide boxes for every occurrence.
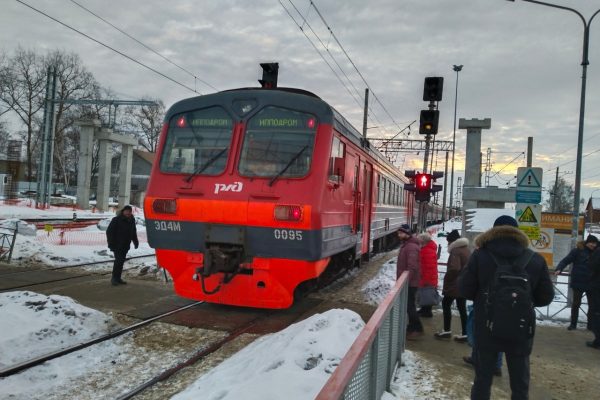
[274,205,303,221]
[153,199,177,214]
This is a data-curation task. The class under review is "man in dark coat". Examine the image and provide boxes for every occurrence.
[459,215,554,400]
[397,224,423,339]
[554,234,598,330]
[106,205,139,285]
[586,244,600,349]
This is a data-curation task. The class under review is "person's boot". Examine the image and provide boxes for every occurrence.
[111,279,119,286]
[117,279,127,285]
[567,324,577,331]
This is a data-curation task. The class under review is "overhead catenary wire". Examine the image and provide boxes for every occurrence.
[310,0,406,136]
[16,0,199,94]
[282,0,393,138]
[279,0,363,110]
[68,0,218,92]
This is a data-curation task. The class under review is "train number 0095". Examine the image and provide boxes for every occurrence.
[273,229,303,241]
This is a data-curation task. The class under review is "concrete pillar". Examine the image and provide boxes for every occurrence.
[459,118,491,188]
[118,144,133,209]
[96,138,112,212]
[75,119,100,209]
[459,118,491,211]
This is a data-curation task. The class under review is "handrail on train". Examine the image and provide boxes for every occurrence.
[315,271,410,400]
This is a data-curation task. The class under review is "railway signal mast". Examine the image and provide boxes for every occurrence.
[405,77,445,231]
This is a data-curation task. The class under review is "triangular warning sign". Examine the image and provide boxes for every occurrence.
[518,206,538,223]
[517,169,541,188]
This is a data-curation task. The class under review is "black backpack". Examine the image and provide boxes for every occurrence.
[485,249,535,342]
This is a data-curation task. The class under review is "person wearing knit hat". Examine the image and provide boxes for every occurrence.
[458,214,554,399]
[106,205,139,286]
[396,224,423,339]
[555,234,598,330]
[447,229,461,244]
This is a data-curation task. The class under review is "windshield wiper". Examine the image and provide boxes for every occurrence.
[184,147,228,183]
[268,145,308,187]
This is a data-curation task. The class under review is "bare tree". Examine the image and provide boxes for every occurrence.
[122,100,165,153]
[45,50,99,188]
[0,48,46,180]
[545,176,574,213]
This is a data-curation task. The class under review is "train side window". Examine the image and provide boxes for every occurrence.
[328,136,345,183]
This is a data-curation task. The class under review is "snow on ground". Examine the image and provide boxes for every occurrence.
[0,200,120,220]
[1,201,153,268]
[0,291,228,400]
[387,350,446,400]
[0,291,117,368]
[171,309,365,400]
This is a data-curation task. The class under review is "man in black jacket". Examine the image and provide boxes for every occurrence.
[106,205,139,285]
[459,215,554,400]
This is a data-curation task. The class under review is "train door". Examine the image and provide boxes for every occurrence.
[360,160,373,257]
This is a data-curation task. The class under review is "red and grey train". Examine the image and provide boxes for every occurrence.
[145,87,435,309]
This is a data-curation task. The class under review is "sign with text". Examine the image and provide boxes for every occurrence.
[516,203,541,239]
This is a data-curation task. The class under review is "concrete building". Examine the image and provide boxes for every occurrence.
[111,149,155,206]
[585,197,600,225]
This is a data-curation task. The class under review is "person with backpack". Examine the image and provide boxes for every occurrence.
[554,234,598,330]
[459,215,554,400]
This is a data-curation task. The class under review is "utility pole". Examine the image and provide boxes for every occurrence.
[552,166,559,212]
[36,66,57,209]
[362,88,369,139]
[442,151,449,220]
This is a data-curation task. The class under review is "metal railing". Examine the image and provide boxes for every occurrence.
[315,271,409,400]
[0,226,18,263]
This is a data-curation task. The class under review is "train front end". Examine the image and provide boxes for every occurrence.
[144,90,332,308]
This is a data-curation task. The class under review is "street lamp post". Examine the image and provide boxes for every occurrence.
[448,64,462,219]
[507,0,600,246]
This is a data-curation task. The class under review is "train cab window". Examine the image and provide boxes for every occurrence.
[329,136,345,183]
[239,107,317,178]
[160,107,233,175]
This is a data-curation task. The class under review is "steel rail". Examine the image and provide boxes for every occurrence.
[0,301,203,378]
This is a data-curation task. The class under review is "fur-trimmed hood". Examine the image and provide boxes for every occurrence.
[475,225,529,250]
[448,237,469,252]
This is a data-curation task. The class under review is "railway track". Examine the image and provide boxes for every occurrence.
[0,253,157,292]
[116,311,273,400]
[0,301,204,378]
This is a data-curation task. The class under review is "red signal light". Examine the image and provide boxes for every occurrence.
[176,116,186,128]
[307,118,315,129]
[274,205,303,221]
[417,174,430,189]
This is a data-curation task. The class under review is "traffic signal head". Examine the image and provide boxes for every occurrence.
[415,173,431,202]
[430,171,443,193]
[423,77,444,102]
[419,110,440,135]
[258,62,279,88]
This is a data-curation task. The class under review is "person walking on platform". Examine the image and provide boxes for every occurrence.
[397,224,423,339]
[459,215,554,400]
[417,232,439,318]
[554,235,598,330]
[106,205,139,286]
[586,244,600,349]
[435,229,470,341]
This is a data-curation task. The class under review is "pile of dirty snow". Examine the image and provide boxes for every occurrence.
[171,309,365,400]
[0,291,117,368]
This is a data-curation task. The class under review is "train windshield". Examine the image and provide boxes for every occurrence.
[160,107,233,175]
[239,107,317,178]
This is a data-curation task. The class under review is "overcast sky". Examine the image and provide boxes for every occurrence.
[1,0,599,206]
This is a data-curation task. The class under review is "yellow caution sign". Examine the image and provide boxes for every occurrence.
[518,206,538,223]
